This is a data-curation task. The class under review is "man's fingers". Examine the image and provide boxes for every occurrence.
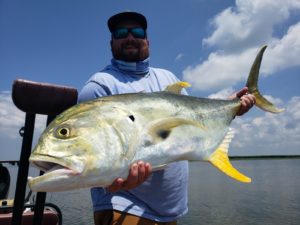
[137,161,146,184]
[106,162,152,192]
[107,178,124,193]
[236,87,249,98]
[242,94,256,105]
[144,163,152,180]
[122,163,139,190]
[237,94,256,116]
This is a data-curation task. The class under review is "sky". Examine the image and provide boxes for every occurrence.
[1,0,300,161]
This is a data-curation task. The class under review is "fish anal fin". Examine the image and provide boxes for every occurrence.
[208,148,251,183]
[208,129,251,183]
[164,82,191,94]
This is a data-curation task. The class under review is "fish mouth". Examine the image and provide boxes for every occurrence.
[28,156,82,192]
[29,155,83,178]
[31,160,74,174]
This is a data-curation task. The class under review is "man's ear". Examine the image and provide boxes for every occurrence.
[110,40,113,50]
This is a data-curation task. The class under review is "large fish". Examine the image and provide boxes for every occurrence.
[28,46,284,192]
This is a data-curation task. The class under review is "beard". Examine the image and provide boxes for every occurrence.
[112,39,149,62]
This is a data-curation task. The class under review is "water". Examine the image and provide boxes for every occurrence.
[180,159,300,225]
[5,159,300,225]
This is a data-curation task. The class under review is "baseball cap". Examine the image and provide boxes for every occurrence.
[108,11,147,32]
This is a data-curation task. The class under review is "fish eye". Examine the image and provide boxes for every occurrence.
[59,128,68,135]
[55,126,71,139]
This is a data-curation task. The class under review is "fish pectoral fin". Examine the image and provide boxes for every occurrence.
[208,129,251,183]
[164,82,191,94]
[147,117,205,144]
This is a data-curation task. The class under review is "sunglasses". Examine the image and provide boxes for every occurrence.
[112,27,146,39]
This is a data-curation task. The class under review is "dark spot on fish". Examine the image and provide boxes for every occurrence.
[129,115,135,122]
[157,129,170,140]
[143,140,152,147]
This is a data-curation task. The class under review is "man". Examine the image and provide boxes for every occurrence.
[78,11,255,225]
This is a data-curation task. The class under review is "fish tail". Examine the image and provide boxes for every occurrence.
[208,128,251,183]
[246,45,285,113]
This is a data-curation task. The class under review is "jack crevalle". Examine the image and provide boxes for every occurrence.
[28,46,284,192]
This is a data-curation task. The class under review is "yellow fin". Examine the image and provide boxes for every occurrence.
[164,82,191,94]
[208,129,251,183]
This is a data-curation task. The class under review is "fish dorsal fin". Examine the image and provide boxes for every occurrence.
[208,128,251,183]
[164,82,191,94]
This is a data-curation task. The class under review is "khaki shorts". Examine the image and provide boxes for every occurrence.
[94,210,177,225]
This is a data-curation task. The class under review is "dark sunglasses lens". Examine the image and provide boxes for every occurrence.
[113,28,129,39]
[131,28,146,39]
[113,28,146,39]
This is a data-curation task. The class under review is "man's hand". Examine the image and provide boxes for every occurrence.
[229,87,256,116]
[106,161,152,193]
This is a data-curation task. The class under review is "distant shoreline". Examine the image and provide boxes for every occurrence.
[230,155,300,160]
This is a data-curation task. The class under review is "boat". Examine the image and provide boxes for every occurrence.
[0,161,62,225]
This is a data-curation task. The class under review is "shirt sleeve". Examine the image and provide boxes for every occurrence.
[78,81,111,103]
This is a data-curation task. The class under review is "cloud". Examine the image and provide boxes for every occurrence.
[263,22,300,74]
[230,96,300,155]
[0,91,25,138]
[175,53,184,61]
[208,87,235,99]
[183,0,300,92]
[0,91,47,159]
[203,0,300,51]
[183,47,259,91]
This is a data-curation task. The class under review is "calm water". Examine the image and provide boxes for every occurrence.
[6,159,300,225]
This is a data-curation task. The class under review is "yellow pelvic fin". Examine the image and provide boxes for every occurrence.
[208,129,251,183]
[246,45,285,113]
[164,82,191,94]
